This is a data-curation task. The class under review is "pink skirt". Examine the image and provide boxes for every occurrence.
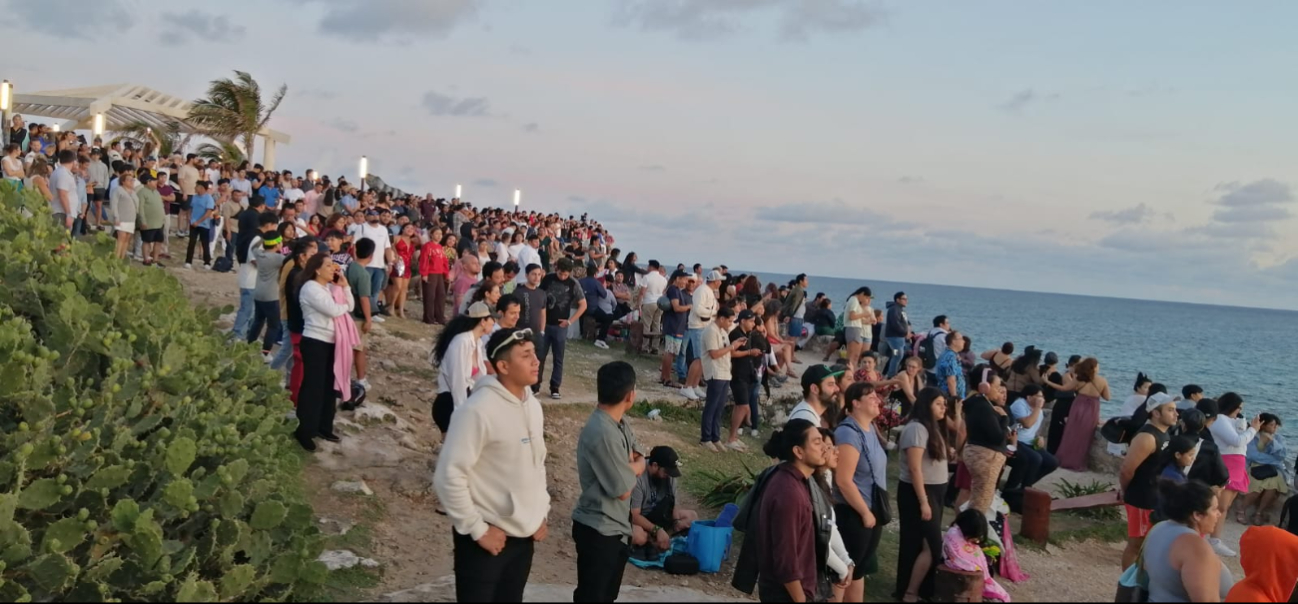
[1222,454,1250,493]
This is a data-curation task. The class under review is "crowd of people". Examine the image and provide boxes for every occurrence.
[18,115,1298,603]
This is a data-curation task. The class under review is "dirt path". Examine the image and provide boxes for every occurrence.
[166,265,1253,602]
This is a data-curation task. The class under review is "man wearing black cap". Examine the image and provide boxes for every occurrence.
[660,269,692,390]
[789,364,844,427]
[726,309,765,450]
[630,446,699,551]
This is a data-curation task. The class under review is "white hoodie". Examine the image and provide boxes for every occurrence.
[433,375,550,540]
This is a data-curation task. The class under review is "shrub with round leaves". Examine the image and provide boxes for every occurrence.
[0,182,326,601]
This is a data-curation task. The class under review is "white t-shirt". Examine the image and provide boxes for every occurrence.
[640,270,668,306]
[702,322,731,381]
[844,296,865,329]
[515,245,542,283]
[353,223,392,269]
[238,236,262,289]
[788,401,822,426]
[284,187,305,203]
[1118,394,1146,418]
[204,168,221,184]
[50,164,78,215]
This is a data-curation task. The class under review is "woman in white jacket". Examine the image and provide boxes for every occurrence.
[295,254,355,451]
[430,301,495,434]
[1207,392,1261,549]
[817,429,856,602]
[110,170,138,260]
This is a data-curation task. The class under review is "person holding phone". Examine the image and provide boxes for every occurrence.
[699,306,742,452]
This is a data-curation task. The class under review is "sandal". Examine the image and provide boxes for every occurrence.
[1236,510,1248,524]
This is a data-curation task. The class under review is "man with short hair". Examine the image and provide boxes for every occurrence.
[354,210,394,320]
[927,315,951,359]
[230,170,253,200]
[346,238,376,391]
[177,154,201,238]
[883,291,911,377]
[572,361,646,602]
[630,446,699,550]
[1179,384,1204,411]
[514,234,542,285]
[135,173,168,266]
[700,307,744,452]
[637,260,669,343]
[434,328,549,603]
[661,270,692,389]
[536,258,586,400]
[184,181,217,269]
[515,264,547,334]
[935,331,967,401]
[49,149,78,230]
[1119,393,1178,569]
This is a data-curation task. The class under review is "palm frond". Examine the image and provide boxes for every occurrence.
[187,71,286,165]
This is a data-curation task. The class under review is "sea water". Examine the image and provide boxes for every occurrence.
[747,271,1297,443]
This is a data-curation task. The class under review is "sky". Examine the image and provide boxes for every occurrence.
[5,0,1298,309]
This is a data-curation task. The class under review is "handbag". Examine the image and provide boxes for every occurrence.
[1114,541,1149,602]
[849,420,893,526]
[1250,465,1279,481]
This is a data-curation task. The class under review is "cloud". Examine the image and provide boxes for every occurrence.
[322,118,359,133]
[639,164,667,172]
[302,0,482,43]
[897,175,925,184]
[10,0,131,39]
[522,122,540,133]
[612,0,884,42]
[1209,178,1295,226]
[509,44,532,55]
[998,88,1060,114]
[1089,203,1158,225]
[753,199,918,230]
[421,90,491,117]
[158,10,246,46]
[474,178,499,187]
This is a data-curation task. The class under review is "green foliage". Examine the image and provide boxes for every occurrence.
[697,460,759,508]
[1055,478,1122,521]
[0,181,321,601]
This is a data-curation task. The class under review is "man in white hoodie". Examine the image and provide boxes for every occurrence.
[433,327,550,602]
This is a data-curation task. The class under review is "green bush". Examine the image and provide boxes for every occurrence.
[0,183,324,601]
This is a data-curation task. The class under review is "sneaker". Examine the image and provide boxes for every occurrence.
[372,315,386,323]
[261,351,273,364]
[550,390,562,400]
[358,378,371,391]
[1208,538,1237,558]
[726,440,748,452]
[202,264,212,271]
[750,429,759,438]
[594,340,609,350]
[680,387,700,401]
[700,441,720,453]
[184,263,193,269]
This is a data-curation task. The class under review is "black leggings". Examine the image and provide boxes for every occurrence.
[296,337,337,443]
[895,480,947,600]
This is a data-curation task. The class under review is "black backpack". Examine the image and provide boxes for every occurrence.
[919,330,941,369]
[211,256,234,273]
[1279,494,1298,536]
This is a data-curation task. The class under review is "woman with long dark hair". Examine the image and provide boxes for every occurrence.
[1054,357,1111,471]
[271,239,318,402]
[833,382,889,602]
[386,223,418,319]
[1209,392,1260,548]
[1004,348,1044,402]
[420,227,450,325]
[979,342,1014,379]
[896,387,953,602]
[619,251,647,288]
[430,302,495,434]
[295,253,355,451]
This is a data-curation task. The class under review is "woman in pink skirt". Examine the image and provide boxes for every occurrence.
[1051,358,1111,471]
[1207,391,1260,556]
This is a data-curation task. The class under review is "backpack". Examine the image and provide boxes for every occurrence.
[919,330,942,370]
[211,256,234,273]
[1279,493,1298,536]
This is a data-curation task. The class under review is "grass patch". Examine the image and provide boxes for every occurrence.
[1048,513,1128,545]
[324,522,375,554]
[320,566,383,603]
[387,362,437,381]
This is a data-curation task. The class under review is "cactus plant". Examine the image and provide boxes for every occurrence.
[0,181,324,600]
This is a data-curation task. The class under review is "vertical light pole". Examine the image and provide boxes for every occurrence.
[0,80,11,147]
[358,156,368,195]
[92,113,105,139]
[51,124,60,133]
[513,189,521,212]
[455,183,461,199]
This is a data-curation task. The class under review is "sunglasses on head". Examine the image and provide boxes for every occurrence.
[490,328,534,360]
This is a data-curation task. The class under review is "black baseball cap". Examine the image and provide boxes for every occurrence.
[648,446,681,477]
[737,309,757,321]
[801,364,844,394]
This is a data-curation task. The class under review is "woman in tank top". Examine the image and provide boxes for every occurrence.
[1052,357,1111,471]
[1143,480,1234,602]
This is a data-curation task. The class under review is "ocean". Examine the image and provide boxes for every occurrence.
[746,271,1298,443]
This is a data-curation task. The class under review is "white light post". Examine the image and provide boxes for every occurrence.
[0,80,11,146]
[514,189,521,210]
[358,156,368,194]
[92,113,105,138]
[455,183,462,199]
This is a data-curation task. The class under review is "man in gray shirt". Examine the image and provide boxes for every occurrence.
[246,234,287,357]
[572,361,644,602]
[630,447,699,551]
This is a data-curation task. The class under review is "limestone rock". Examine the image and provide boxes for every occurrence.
[331,480,374,496]
[318,549,380,571]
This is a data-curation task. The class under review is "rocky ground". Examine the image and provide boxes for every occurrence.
[165,263,1255,602]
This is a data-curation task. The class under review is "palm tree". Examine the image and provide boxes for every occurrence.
[194,140,246,164]
[187,71,286,165]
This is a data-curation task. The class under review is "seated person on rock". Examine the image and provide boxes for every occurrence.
[630,446,699,550]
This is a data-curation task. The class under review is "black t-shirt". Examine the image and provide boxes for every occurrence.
[962,395,1009,450]
[540,274,584,326]
[1124,425,1170,510]
[516,284,548,332]
[235,208,262,264]
[285,266,305,334]
[730,327,758,385]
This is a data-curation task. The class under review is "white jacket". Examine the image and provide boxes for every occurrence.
[433,376,550,540]
[299,281,355,343]
[434,331,487,410]
[1209,416,1258,457]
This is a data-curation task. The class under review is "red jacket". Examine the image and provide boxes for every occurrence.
[419,242,449,276]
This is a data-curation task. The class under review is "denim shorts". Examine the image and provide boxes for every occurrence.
[685,327,705,362]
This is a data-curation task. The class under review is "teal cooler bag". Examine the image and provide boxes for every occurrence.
[686,520,732,573]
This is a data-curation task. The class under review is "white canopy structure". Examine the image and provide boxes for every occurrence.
[10,83,290,168]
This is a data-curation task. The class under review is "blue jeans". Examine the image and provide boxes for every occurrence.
[1005,444,1059,491]
[884,336,907,377]
[701,379,730,444]
[247,300,282,353]
[223,231,236,262]
[535,324,568,392]
[367,266,387,312]
[672,337,688,383]
[749,382,761,431]
[233,288,255,339]
[270,329,294,370]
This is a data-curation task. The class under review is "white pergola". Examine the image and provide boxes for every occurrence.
[10,83,290,168]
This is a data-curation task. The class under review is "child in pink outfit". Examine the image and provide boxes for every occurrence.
[943,509,1011,602]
